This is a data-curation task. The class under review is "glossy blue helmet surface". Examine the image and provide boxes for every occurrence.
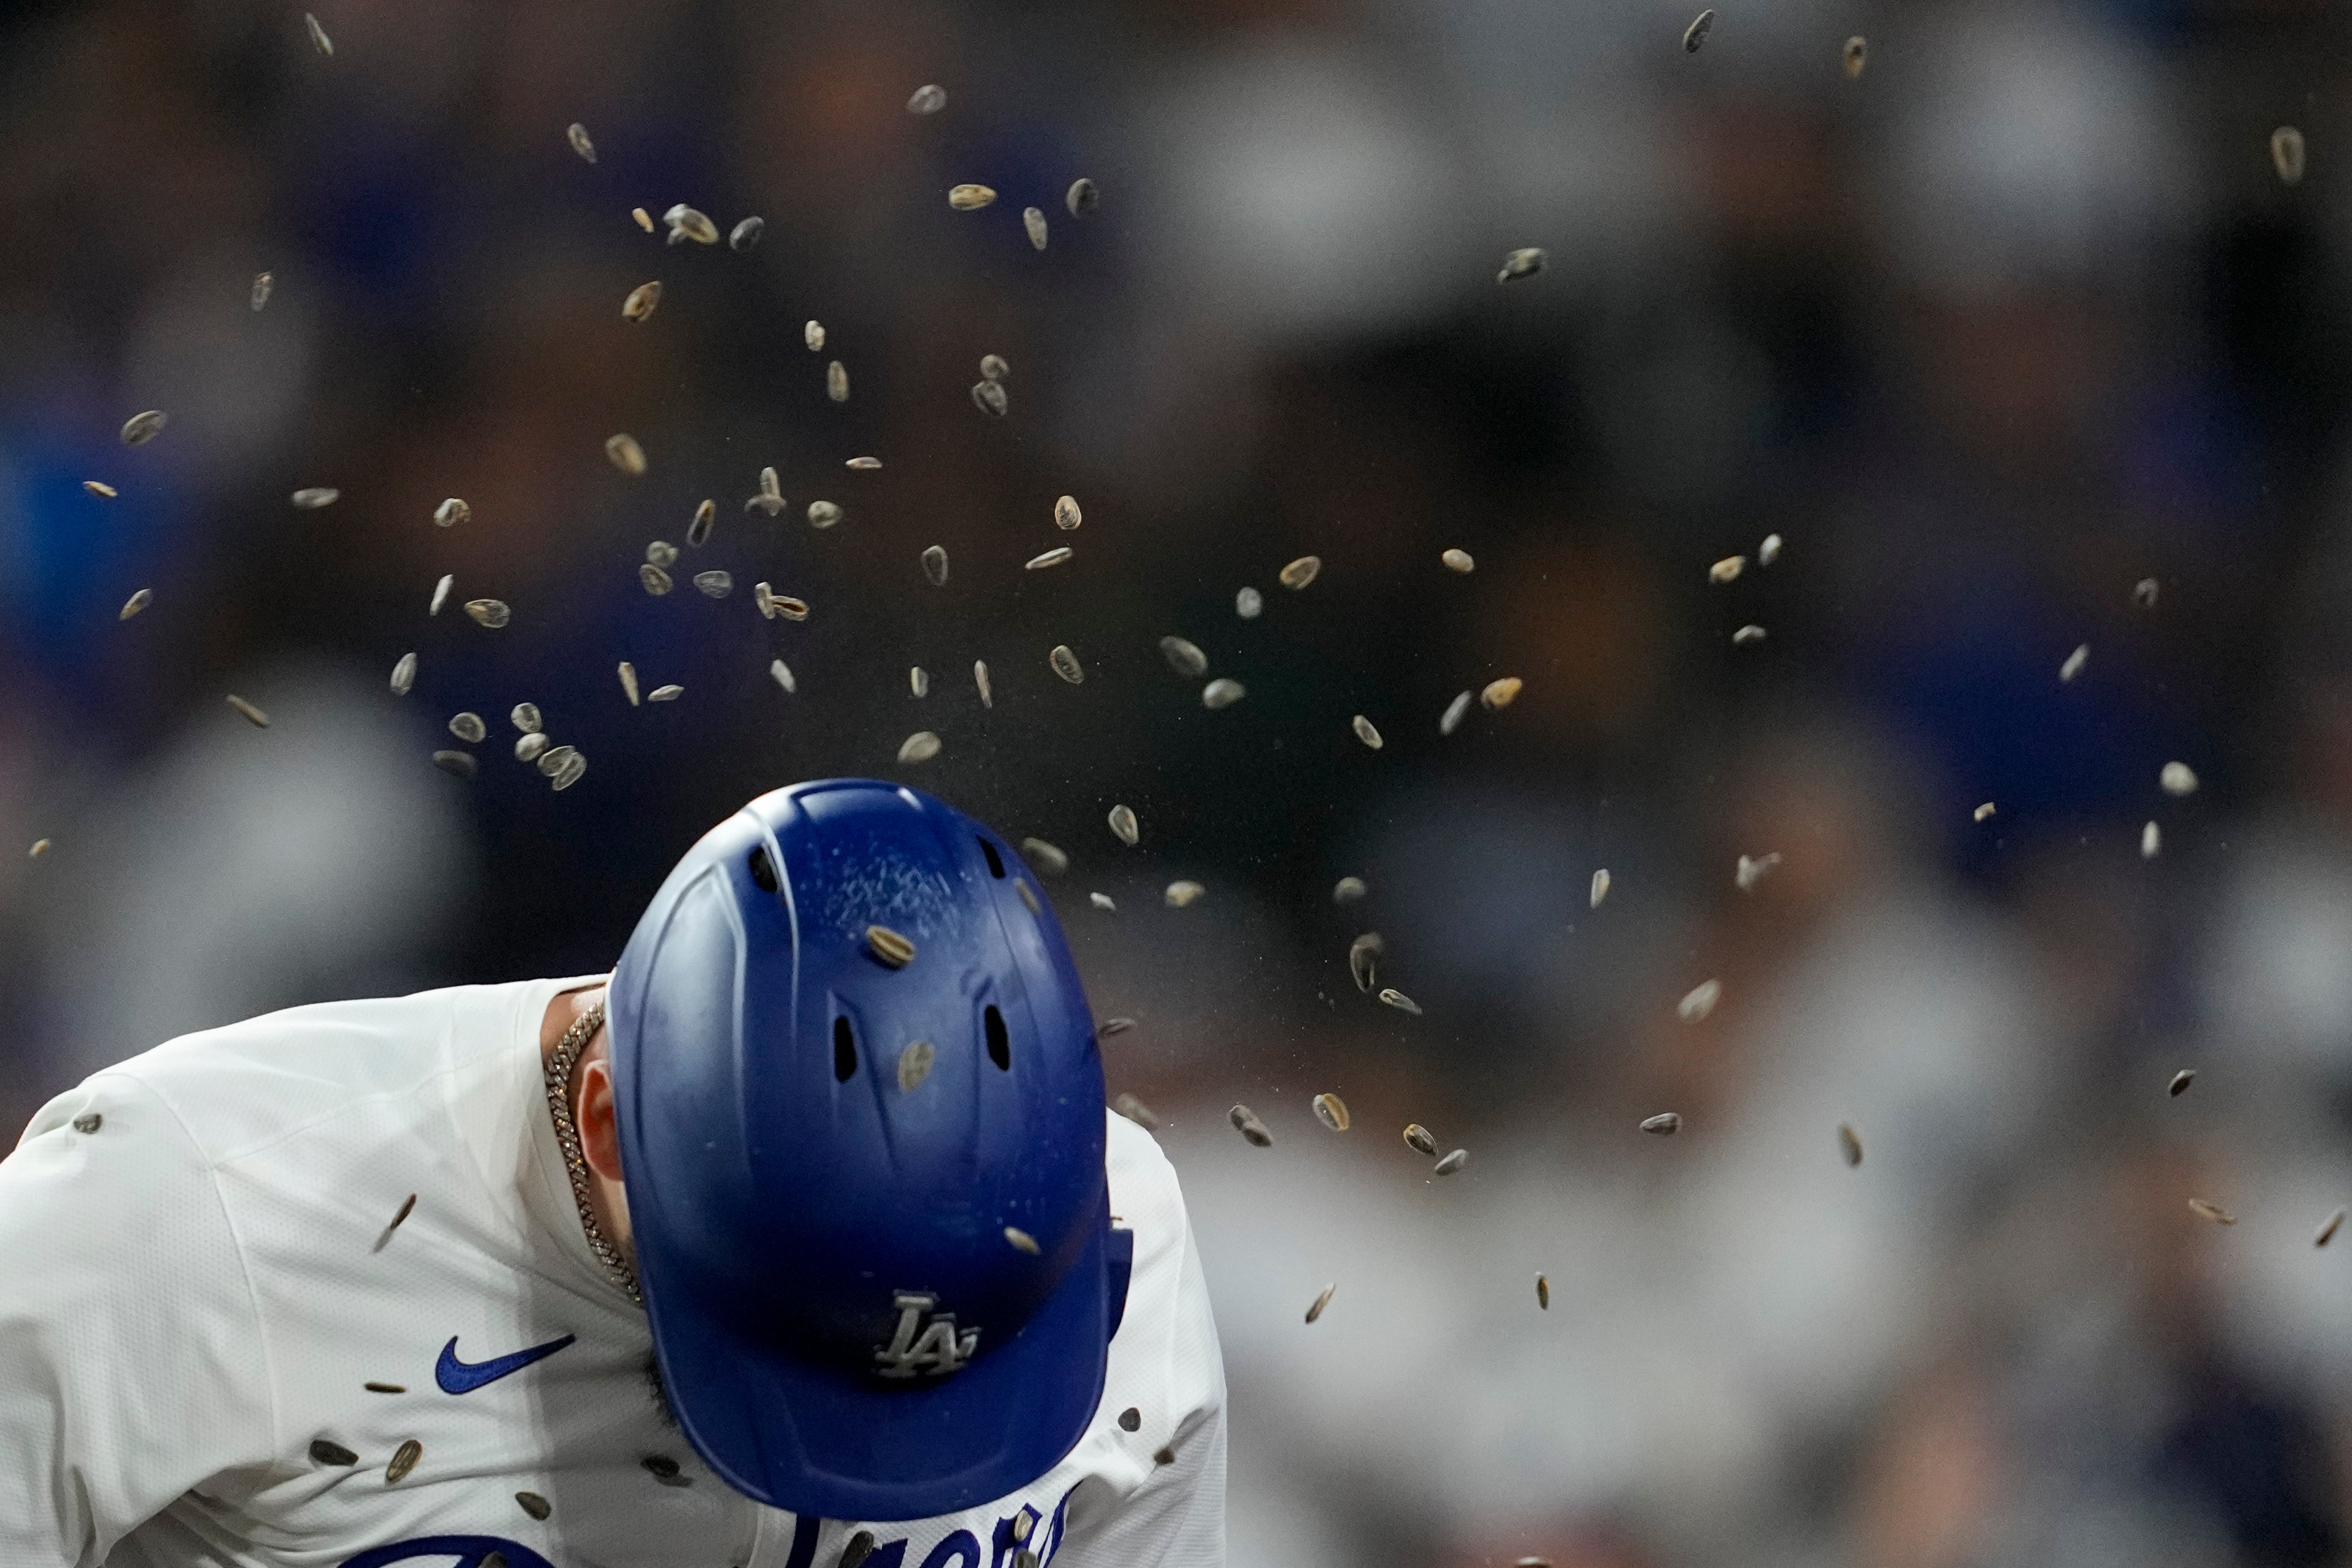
[608,780,1112,1520]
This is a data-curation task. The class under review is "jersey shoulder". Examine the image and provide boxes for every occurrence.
[40,980,544,1168]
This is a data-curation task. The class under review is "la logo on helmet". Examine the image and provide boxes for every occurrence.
[874,1291,981,1378]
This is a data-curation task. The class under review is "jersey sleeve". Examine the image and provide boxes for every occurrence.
[1053,1118,1228,1568]
[0,1070,278,1564]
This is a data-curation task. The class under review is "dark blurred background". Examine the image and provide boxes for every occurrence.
[7,0,2352,1562]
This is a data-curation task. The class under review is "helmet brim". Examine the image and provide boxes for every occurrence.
[633,1179,1114,1521]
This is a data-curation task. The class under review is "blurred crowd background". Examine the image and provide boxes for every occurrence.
[3,0,2351,1563]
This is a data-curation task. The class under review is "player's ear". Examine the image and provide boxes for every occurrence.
[577,1056,625,1183]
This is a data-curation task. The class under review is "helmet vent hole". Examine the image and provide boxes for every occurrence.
[748,845,779,893]
[834,1015,857,1082]
[984,1005,1011,1071]
[977,837,1005,879]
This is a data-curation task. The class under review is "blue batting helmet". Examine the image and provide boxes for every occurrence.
[607,779,1127,1520]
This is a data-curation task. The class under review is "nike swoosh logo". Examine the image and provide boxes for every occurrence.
[435,1333,577,1394]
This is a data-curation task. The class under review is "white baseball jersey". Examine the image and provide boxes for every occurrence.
[0,977,1226,1568]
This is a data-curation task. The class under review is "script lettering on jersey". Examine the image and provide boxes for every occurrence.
[873,1290,981,1378]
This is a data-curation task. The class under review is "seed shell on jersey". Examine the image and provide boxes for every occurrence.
[449,712,486,743]
[1022,838,1068,874]
[310,1439,359,1467]
[1107,804,1139,845]
[1678,978,1720,1022]
[747,467,786,516]
[1708,555,1744,584]
[898,731,942,764]
[304,11,332,54]
[2318,1210,2345,1247]
[1736,852,1780,892]
[121,410,166,445]
[632,207,654,231]
[535,744,579,779]
[1066,178,1099,215]
[949,184,997,210]
[2161,762,2198,796]
[118,588,151,620]
[769,659,796,694]
[685,500,715,548]
[897,1039,937,1092]
[1348,932,1382,992]
[1442,548,1475,572]
[980,354,1010,383]
[907,84,946,114]
[974,660,992,706]
[693,570,733,598]
[617,663,641,706]
[1497,248,1544,284]
[1164,879,1205,908]
[1732,624,1767,645]
[1050,645,1085,684]
[1403,1123,1439,1157]
[1229,1104,1274,1147]
[1113,1092,1158,1127]
[1157,637,1209,678]
[1378,987,1421,1015]
[1027,548,1073,571]
[1278,555,1321,590]
[645,540,678,569]
[2142,821,2162,859]
[429,575,452,616]
[1236,586,1262,619]
[1054,494,1083,530]
[389,653,417,696]
[842,1530,879,1568]
[1196,677,1246,711]
[227,694,269,727]
[29,838,50,858]
[1024,207,1048,249]
[846,456,882,472]
[646,685,681,703]
[1351,715,1383,749]
[2060,644,2089,683]
[1843,35,1867,76]
[1590,868,1611,907]
[1305,1284,1336,1324]
[1117,1406,1142,1431]
[1537,1274,1550,1309]
[771,593,810,621]
[1313,1092,1350,1132]
[2167,1069,2195,1097]
[2134,578,2160,608]
[806,501,841,529]
[1838,1123,1864,1166]
[432,751,477,778]
[465,598,512,627]
[1440,690,1472,735]
[622,281,661,322]
[605,434,647,475]
[1434,1148,1468,1175]
[434,497,469,527]
[515,732,549,763]
[1017,879,1039,913]
[1004,1225,1040,1254]
[825,363,849,405]
[85,480,117,498]
[565,122,595,162]
[70,1111,97,1132]
[386,1439,423,1484]
[517,1492,552,1520]
[973,379,1010,416]
[1758,533,1783,565]
[639,564,673,596]
[1481,676,1523,710]
[292,487,340,510]
[729,217,764,252]
[1682,8,1714,50]
[251,272,273,311]
[511,703,543,733]
[804,320,825,352]
[1641,1112,1682,1135]
[2189,1197,2234,1225]
[1091,892,1115,910]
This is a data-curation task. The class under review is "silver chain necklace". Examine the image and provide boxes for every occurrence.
[543,999,641,1304]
